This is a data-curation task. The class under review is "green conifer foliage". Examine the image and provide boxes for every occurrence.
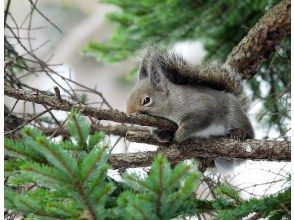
[218,188,291,219]
[85,0,281,62]
[116,155,201,219]
[5,111,114,219]
[5,110,290,219]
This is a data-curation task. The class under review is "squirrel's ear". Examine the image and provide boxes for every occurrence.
[139,66,148,80]
[150,67,167,92]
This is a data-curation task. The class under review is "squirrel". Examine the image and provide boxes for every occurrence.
[126,44,254,172]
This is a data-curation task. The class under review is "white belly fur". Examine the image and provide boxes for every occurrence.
[192,124,226,137]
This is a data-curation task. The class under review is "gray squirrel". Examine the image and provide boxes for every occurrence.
[126,44,254,171]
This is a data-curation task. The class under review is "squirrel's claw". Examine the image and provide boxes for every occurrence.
[152,128,173,143]
[229,128,246,140]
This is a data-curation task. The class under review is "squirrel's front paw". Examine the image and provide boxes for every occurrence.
[229,128,246,140]
[173,129,189,143]
[152,129,173,143]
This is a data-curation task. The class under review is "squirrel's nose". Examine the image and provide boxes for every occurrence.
[126,104,142,115]
[126,105,134,115]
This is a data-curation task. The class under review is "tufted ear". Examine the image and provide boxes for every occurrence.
[149,66,168,92]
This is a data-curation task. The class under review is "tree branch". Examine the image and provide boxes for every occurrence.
[4,85,290,164]
[44,123,149,138]
[127,131,290,160]
[4,86,177,132]
[109,132,290,169]
[225,0,290,79]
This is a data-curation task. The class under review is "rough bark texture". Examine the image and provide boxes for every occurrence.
[225,0,291,79]
[4,86,177,132]
[124,131,290,165]
[109,134,291,170]
[44,123,149,138]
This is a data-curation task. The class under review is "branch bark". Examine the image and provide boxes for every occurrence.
[44,123,149,138]
[4,86,177,132]
[225,0,291,79]
[127,131,290,161]
[109,132,290,169]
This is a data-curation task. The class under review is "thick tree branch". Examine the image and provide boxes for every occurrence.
[225,0,291,79]
[109,134,290,169]
[126,131,290,161]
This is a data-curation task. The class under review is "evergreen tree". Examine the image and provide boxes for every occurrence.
[5,111,291,219]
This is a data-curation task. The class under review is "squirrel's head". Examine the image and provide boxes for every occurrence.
[126,59,169,116]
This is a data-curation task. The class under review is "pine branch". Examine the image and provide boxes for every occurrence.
[80,145,108,184]
[120,155,201,219]
[156,158,163,218]
[225,0,291,79]
[67,111,90,148]
[22,162,72,186]
[5,138,45,163]
[23,128,98,220]
[218,188,290,219]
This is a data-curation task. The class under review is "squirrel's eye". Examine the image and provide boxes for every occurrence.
[142,96,151,106]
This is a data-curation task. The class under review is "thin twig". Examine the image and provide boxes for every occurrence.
[5,107,53,135]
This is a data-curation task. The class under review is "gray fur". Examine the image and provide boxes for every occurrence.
[126,45,254,173]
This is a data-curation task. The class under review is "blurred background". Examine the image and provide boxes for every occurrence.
[4,0,290,199]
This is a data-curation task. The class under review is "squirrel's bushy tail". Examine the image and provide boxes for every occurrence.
[214,158,244,175]
[221,64,250,113]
